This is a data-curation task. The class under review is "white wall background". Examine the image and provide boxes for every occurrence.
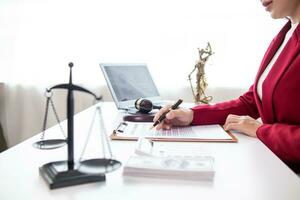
[0,0,286,147]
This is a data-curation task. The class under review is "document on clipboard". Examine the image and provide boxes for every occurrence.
[111,121,237,142]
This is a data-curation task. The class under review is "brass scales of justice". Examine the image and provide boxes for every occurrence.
[188,42,214,104]
[32,63,121,189]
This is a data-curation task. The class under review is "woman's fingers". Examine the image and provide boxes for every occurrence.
[154,119,172,130]
[223,114,261,137]
[224,114,241,125]
[154,122,163,130]
[153,105,185,130]
[153,104,194,130]
[153,104,172,122]
[153,104,172,130]
[165,109,183,120]
[223,122,239,131]
[224,114,247,131]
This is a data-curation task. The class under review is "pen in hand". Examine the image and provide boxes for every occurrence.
[150,99,183,129]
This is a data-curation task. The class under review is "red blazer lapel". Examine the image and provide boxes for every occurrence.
[253,21,291,121]
[259,22,300,123]
[255,22,291,82]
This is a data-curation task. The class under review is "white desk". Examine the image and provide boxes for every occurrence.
[0,102,299,200]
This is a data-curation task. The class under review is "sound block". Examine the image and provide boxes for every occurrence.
[123,114,154,122]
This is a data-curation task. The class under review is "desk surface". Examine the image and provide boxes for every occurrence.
[0,102,299,200]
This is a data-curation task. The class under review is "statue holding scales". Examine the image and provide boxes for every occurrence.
[188,42,214,104]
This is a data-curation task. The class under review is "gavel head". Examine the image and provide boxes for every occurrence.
[134,98,161,114]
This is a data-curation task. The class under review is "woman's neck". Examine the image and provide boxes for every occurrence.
[290,5,300,24]
[290,17,300,24]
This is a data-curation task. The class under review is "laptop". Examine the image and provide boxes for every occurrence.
[100,63,162,111]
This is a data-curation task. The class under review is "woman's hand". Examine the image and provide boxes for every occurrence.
[153,105,194,130]
[223,114,262,137]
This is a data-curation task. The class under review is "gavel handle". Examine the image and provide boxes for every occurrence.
[153,105,162,110]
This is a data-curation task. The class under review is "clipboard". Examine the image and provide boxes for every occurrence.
[111,121,238,142]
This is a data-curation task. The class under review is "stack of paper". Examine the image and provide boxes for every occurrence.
[123,155,215,181]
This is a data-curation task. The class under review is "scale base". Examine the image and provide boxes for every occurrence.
[40,161,106,189]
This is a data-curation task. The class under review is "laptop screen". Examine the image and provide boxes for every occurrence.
[100,63,161,109]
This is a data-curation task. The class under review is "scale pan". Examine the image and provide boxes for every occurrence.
[79,158,122,174]
[33,139,67,149]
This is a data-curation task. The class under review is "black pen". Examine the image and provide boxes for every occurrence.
[150,99,183,129]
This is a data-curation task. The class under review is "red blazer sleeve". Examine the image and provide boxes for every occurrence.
[257,124,300,171]
[191,85,260,125]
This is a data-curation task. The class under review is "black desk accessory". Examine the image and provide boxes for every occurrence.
[122,98,162,122]
[33,63,121,189]
[123,113,155,122]
[134,98,162,114]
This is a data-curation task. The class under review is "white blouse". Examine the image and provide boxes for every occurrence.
[257,22,299,100]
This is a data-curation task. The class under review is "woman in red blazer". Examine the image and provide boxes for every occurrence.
[154,0,300,173]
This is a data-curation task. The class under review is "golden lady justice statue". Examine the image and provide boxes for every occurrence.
[188,42,214,104]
